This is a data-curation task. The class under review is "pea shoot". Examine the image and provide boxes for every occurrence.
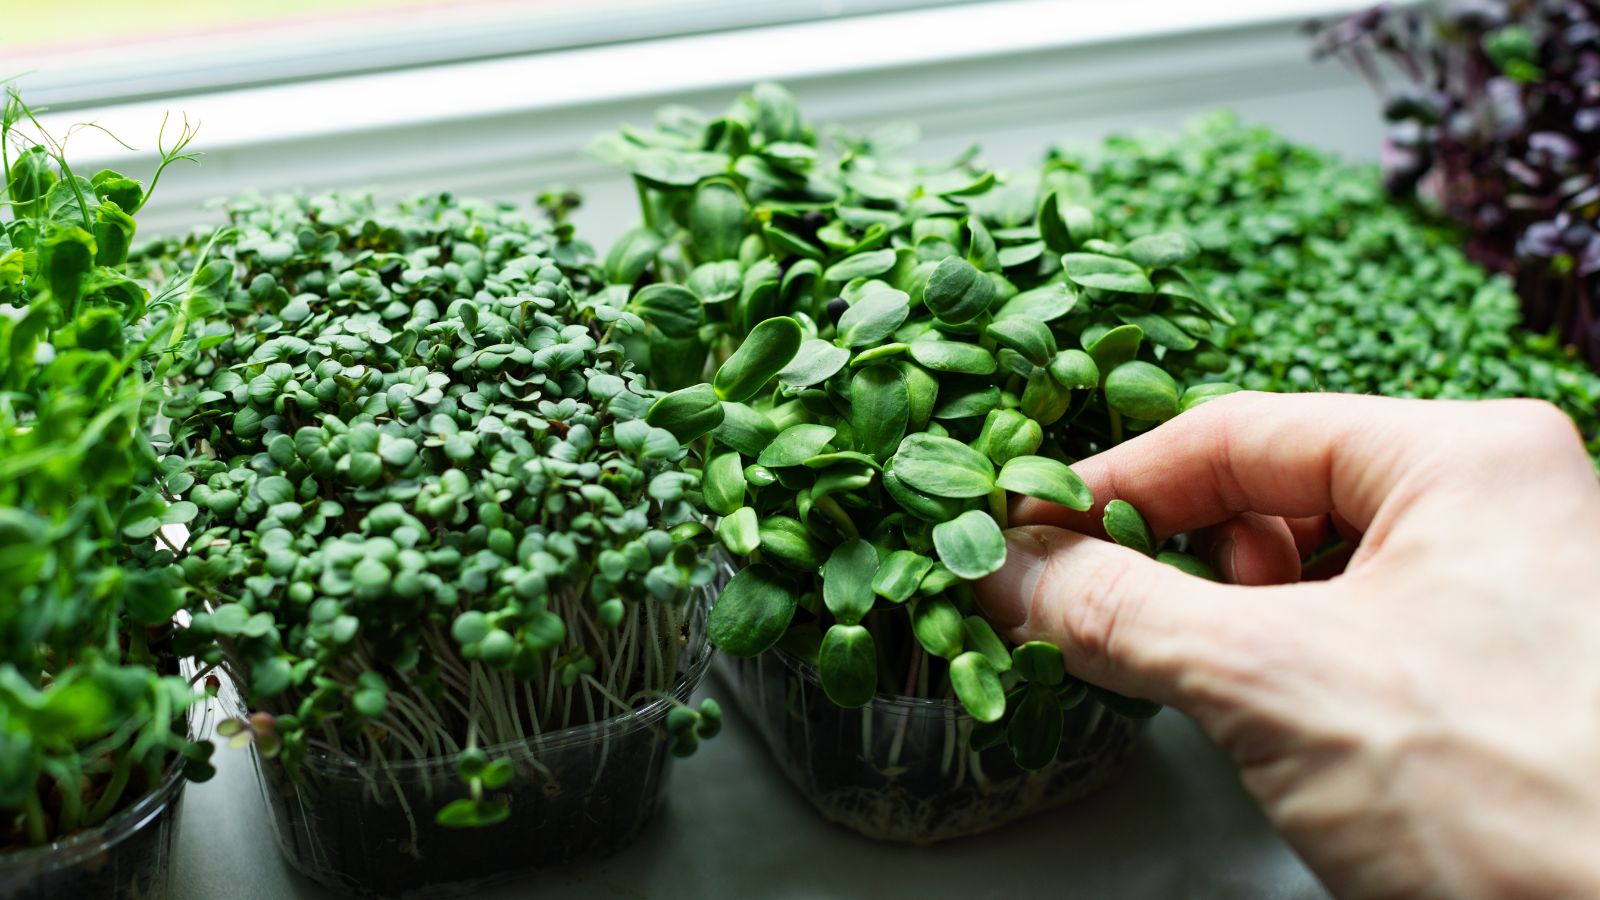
[0,87,214,878]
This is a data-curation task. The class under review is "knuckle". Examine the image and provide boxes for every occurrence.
[1497,398,1577,438]
[1476,399,1581,460]
[1191,389,1266,427]
[1044,545,1144,674]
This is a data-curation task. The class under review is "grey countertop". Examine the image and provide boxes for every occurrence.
[172,679,1328,900]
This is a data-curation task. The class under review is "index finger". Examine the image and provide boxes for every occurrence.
[1015,391,1455,540]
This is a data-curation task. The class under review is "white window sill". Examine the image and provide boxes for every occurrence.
[32,0,1376,240]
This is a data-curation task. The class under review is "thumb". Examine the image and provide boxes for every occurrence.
[974,525,1244,708]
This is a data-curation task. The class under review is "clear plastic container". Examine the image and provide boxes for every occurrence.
[244,597,713,899]
[0,704,207,900]
[720,648,1143,844]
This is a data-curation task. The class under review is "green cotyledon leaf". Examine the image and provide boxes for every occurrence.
[818,624,877,708]
[837,286,910,348]
[850,365,910,462]
[1103,499,1155,557]
[822,539,879,626]
[779,339,850,387]
[950,651,1005,723]
[689,179,748,261]
[911,595,965,659]
[709,564,799,657]
[923,256,995,324]
[1104,360,1181,422]
[714,315,803,402]
[646,384,726,443]
[931,509,1007,580]
[1008,684,1064,771]
[996,456,1092,511]
[888,433,995,499]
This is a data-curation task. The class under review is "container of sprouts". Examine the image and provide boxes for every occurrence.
[600,85,1240,842]
[227,598,712,898]
[718,648,1139,844]
[156,192,723,897]
[0,701,213,900]
[0,90,219,900]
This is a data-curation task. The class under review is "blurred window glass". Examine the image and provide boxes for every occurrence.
[8,0,972,109]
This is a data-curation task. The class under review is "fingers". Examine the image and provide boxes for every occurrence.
[975,525,1240,705]
[1193,513,1302,585]
[1284,515,1340,559]
[1015,392,1475,541]
[979,395,1597,714]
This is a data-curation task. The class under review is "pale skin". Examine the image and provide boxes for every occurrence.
[973,391,1600,899]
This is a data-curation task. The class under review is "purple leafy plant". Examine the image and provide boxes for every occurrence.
[1312,1,1600,365]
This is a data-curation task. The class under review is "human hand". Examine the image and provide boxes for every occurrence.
[974,392,1600,899]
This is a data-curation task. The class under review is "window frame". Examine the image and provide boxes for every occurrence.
[14,0,979,111]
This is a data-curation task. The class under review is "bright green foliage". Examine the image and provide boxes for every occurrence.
[0,89,213,848]
[1050,113,1600,454]
[597,84,1238,770]
[145,191,718,823]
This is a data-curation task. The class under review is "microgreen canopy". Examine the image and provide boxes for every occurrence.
[597,84,1238,769]
[0,88,213,849]
[1051,113,1600,457]
[150,190,719,825]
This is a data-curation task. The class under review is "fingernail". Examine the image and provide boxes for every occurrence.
[1215,538,1238,584]
[975,530,1049,628]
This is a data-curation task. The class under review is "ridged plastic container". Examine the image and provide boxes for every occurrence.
[720,648,1142,844]
[244,597,713,899]
[0,705,206,900]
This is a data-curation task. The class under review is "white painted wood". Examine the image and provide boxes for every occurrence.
[29,0,1382,243]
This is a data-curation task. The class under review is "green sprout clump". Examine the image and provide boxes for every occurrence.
[594,84,1239,770]
[0,88,213,849]
[151,191,717,826]
[1050,112,1600,455]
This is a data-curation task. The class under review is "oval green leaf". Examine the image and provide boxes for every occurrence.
[908,337,997,375]
[950,651,1005,723]
[932,509,1007,580]
[1008,684,1064,771]
[836,287,910,348]
[872,550,934,604]
[646,384,726,443]
[889,433,995,498]
[822,539,879,626]
[911,595,965,659]
[1105,360,1181,422]
[1011,641,1065,686]
[714,316,804,402]
[717,506,761,556]
[1123,231,1199,269]
[690,180,748,261]
[703,451,746,515]
[818,624,877,708]
[758,423,837,468]
[996,456,1093,511]
[1062,252,1154,294]
[708,564,799,657]
[850,365,910,461]
[824,248,897,283]
[778,339,850,387]
[1102,499,1155,557]
[631,284,704,339]
[923,256,996,324]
